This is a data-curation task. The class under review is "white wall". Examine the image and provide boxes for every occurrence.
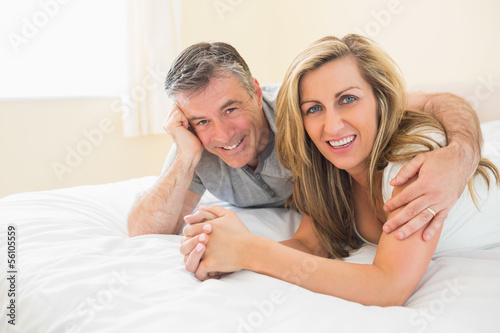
[1,0,499,198]
[181,0,500,87]
[0,98,172,198]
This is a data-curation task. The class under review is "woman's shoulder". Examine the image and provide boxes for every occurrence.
[381,125,446,202]
[404,125,447,150]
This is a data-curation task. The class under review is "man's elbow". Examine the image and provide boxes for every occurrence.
[127,215,140,237]
[126,207,147,237]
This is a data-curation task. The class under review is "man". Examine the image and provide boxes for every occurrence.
[127,41,481,243]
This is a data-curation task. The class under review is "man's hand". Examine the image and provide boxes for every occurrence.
[164,104,203,158]
[382,143,471,241]
[386,90,481,241]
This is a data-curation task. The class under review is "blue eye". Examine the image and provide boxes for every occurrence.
[225,108,235,114]
[307,106,321,114]
[196,120,208,126]
[341,96,356,104]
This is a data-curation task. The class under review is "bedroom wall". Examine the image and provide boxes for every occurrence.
[180,0,500,89]
[0,98,172,198]
[1,0,499,198]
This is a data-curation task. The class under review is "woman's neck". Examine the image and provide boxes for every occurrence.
[351,171,387,244]
[349,167,370,190]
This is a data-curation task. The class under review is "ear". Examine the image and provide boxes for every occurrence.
[253,78,263,110]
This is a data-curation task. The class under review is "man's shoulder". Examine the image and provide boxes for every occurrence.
[261,83,281,103]
[261,83,281,131]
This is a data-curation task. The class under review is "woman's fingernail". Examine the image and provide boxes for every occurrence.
[199,233,206,241]
[195,243,204,252]
[397,231,405,239]
[383,225,391,233]
[203,224,212,232]
[424,232,432,241]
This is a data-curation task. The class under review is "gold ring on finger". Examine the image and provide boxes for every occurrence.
[426,207,436,217]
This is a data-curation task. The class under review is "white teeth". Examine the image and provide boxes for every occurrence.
[222,139,242,150]
[328,135,355,148]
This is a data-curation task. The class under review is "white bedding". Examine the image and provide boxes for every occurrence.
[1,121,500,333]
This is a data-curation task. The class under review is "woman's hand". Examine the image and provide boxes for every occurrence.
[181,205,256,281]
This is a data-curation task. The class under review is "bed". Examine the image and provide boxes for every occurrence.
[1,119,500,333]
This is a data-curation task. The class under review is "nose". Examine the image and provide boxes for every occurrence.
[323,108,344,136]
[213,120,235,143]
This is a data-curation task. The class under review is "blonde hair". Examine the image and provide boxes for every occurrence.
[276,34,499,258]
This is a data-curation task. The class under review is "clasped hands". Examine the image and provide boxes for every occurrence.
[180,205,255,281]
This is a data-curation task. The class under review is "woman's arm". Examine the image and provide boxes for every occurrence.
[187,197,442,306]
[279,214,330,257]
[253,202,441,306]
[249,221,440,306]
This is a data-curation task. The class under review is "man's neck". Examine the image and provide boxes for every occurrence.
[247,122,272,170]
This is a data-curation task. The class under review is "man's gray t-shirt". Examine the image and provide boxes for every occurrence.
[161,83,292,208]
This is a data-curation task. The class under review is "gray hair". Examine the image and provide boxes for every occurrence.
[165,42,255,101]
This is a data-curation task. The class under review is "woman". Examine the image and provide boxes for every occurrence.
[181,35,500,306]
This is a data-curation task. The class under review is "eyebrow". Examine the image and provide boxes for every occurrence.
[188,99,242,123]
[188,116,205,123]
[219,99,242,112]
[300,86,360,105]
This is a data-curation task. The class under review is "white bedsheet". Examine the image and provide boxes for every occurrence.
[1,121,500,333]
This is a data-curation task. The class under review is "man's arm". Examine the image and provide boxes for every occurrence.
[407,91,482,170]
[127,158,202,236]
[383,91,482,240]
[127,104,204,236]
